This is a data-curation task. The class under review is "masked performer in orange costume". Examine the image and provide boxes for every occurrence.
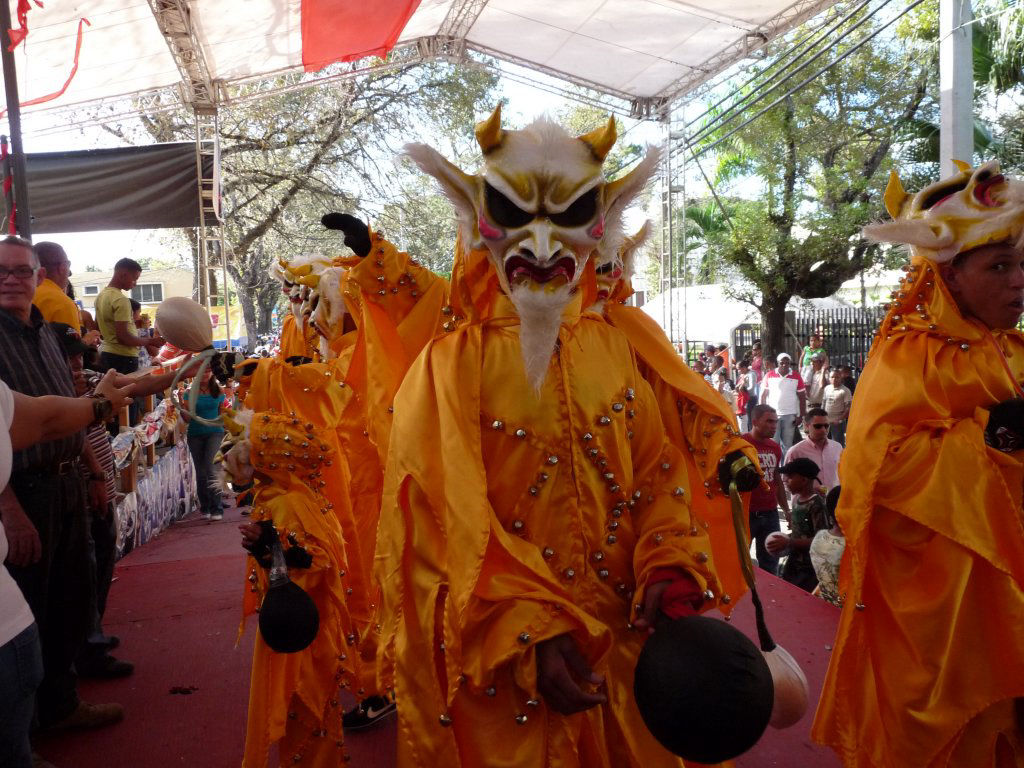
[223,359,359,768]
[812,161,1024,767]
[281,225,451,719]
[593,223,761,608]
[273,258,323,362]
[374,106,726,768]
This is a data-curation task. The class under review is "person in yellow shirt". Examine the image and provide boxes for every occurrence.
[812,161,1024,767]
[31,242,82,332]
[375,108,724,767]
[94,258,163,375]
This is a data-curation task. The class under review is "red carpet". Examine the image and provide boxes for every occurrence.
[35,507,839,767]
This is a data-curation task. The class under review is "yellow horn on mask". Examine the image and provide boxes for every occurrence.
[883,170,908,219]
[578,116,617,161]
[951,158,972,173]
[296,273,321,288]
[288,264,314,277]
[475,104,504,155]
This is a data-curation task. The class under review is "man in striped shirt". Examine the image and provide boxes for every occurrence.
[0,237,123,731]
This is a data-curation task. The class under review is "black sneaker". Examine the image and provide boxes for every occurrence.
[342,695,396,731]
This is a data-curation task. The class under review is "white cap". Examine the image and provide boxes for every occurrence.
[777,352,792,363]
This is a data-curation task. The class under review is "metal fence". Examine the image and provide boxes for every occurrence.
[732,306,887,375]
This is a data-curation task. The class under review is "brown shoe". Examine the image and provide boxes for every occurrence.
[47,700,124,730]
[32,753,57,768]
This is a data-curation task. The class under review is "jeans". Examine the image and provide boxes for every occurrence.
[774,413,799,454]
[79,503,117,665]
[830,419,847,447]
[749,508,781,575]
[7,471,90,726]
[0,623,43,768]
[188,432,225,516]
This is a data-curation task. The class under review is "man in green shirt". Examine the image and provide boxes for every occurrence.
[95,258,163,375]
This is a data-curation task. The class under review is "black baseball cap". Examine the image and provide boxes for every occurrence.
[779,457,820,480]
[49,322,90,357]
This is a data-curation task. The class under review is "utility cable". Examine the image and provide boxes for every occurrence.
[683,0,882,139]
[684,0,901,149]
[682,0,931,160]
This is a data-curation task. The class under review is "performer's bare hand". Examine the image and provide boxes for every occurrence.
[633,579,673,634]
[766,533,791,556]
[536,633,606,715]
[239,522,261,549]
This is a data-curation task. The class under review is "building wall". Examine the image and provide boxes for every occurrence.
[71,268,194,314]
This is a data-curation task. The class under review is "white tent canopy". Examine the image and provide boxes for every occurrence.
[1,0,838,124]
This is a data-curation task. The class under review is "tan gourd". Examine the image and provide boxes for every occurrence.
[155,297,213,352]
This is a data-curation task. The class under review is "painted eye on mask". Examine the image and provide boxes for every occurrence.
[484,183,533,228]
[549,188,598,228]
[596,261,617,275]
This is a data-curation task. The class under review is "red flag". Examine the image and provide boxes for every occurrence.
[7,0,44,51]
[301,0,421,72]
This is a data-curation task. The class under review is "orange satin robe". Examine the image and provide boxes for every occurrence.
[278,312,318,360]
[328,232,451,673]
[604,301,759,610]
[375,291,723,768]
[811,261,1024,767]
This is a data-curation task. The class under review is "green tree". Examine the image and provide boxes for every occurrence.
[110,61,497,343]
[688,7,936,358]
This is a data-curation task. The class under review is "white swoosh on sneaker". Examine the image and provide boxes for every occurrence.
[365,704,391,719]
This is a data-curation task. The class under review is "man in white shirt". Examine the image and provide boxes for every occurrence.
[760,352,806,453]
[785,408,844,489]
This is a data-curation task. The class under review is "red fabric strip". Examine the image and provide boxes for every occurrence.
[2,137,15,235]
[7,0,43,51]
[300,0,422,73]
[1,17,90,118]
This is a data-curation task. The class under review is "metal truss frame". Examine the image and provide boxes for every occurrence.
[145,0,219,110]
[438,0,490,38]
[655,0,843,104]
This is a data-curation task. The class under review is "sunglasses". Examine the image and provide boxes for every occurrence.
[810,423,829,430]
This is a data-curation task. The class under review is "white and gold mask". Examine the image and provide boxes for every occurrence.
[405,105,660,298]
[866,160,1024,262]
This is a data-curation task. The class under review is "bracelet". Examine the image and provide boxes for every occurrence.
[89,394,114,425]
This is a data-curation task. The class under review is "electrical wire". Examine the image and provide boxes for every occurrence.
[680,0,931,160]
[683,0,901,149]
[683,0,882,138]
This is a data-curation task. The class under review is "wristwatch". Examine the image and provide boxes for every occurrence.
[89,394,114,425]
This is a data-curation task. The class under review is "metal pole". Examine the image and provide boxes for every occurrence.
[679,121,687,354]
[939,0,973,175]
[0,0,31,239]
[664,119,674,346]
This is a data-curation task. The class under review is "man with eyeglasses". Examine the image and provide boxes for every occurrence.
[0,236,124,733]
[784,407,843,490]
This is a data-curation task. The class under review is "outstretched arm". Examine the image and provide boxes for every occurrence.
[8,371,132,451]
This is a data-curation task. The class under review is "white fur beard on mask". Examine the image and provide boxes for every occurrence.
[509,282,573,393]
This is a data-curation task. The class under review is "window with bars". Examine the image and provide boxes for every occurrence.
[131,283,164,303]
[83,284,99,296]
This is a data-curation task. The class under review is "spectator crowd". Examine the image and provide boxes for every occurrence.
[0,238,199,768]
[685,332,853,607]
